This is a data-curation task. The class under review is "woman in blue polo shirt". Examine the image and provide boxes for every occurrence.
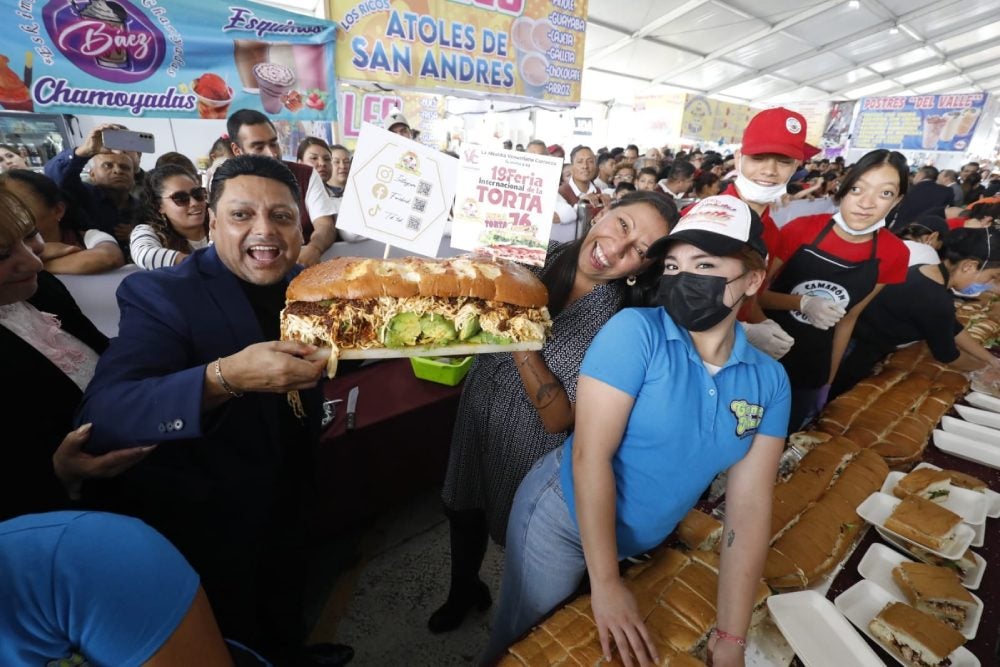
[486,195,791,666]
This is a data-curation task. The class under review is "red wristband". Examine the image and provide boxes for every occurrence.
[711,628,747,647]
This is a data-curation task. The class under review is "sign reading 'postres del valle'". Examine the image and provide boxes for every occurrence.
[331,0,588,106]
[4,0,336,120]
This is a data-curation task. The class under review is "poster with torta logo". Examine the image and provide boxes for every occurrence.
[4,0,337,119]
[330,0,588,106]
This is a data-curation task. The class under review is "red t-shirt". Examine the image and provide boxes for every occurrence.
[777,215,909,284]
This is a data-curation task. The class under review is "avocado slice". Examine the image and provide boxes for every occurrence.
[419,313,458,345]
[384,312,421,347]
[467,330,512,345]
[456,313,481,341]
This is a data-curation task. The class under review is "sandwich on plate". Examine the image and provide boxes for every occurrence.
[898,542,978,580]
[893,468,952,502]
[868,601,965,667]
[891,561,977,629]
[884,495,962,552]
[281,256,552,375]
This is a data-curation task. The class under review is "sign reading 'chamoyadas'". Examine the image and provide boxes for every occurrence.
[330,0,588,106]
[4,0,337,120]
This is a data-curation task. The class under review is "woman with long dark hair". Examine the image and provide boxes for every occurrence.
[130,165,209,270]
[759,149,911,430]
[430,191,677,633]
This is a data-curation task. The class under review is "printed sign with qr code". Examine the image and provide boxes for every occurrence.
[412,198,427,213]
[417,181,432,196]
[407,216,421,231]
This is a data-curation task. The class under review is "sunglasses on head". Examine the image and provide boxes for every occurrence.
[162,187,207,206]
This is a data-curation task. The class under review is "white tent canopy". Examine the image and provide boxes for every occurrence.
[580,0,1000,105]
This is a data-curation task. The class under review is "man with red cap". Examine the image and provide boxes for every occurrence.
[686,107,819,360]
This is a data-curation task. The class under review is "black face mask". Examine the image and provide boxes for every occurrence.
[656,271,746,332]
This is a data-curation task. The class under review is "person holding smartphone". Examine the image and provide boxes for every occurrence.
[44,123,141,259]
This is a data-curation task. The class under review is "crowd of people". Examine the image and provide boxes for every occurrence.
[2,103,1000,667]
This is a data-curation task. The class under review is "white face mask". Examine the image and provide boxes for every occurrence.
[833,211,885,236]
[734,157,787,204]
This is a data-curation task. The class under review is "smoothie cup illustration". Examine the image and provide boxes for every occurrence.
[233,40,270,93]
[956,107,980,136]
[921,115,947,149]
[253,62,296,114]
[74,0,128,69]
[940,110,961,142]
[511,16,535,69]
[292,44,327,91]
[520,52,549,98]
[531,18,554,54]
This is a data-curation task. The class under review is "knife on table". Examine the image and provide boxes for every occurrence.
[346,386,359,431]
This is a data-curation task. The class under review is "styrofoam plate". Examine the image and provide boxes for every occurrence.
[964,391,1000,413]
[915,461,1000,518]
[857,543,982,639]
[933,430,1000,471]
[834,580,979,667]
[954,404,1000,430]
[856,492,974,560]
[767,590,882,667]
[880,471,988,525]
[940,415,1000,447]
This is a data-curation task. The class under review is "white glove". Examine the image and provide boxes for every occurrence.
[799,294,846,330]
[741,319,795,359]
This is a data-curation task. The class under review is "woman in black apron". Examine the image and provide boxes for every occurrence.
[760,150,910,430]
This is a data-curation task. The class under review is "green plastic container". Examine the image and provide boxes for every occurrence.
[410,355,473,386]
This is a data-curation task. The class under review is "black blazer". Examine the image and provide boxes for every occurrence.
[1,271,107,520]
[891,180,956,229]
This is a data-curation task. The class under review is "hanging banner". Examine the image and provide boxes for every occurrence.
[6,0,336,120]
[451,144,561,266]
[820,100,855,154]
[851,94,988,152]
[680,95,755,145]
[338,86,445,150]
[330,0,587,107]
[337,122,458,257]
[782,101,830,148]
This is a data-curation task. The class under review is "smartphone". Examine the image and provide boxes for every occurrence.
[101,129,155,154]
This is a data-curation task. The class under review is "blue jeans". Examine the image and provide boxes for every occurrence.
[483,446,587,662]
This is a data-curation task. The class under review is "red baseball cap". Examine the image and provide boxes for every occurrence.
[741,107,820,161]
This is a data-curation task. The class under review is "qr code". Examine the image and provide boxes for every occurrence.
[407,216,421,231]
[417,180,432,196]
[412,198,427,213]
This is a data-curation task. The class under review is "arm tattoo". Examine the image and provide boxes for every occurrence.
[535,382,561,408]
[727,529,735,548]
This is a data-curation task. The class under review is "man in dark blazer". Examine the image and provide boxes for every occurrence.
[890,165,955,230]
[77,155,351,666]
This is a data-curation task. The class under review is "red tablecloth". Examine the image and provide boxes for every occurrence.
[306,359,463,537]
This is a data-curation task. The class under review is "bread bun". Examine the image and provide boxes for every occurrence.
[287,256,548,307]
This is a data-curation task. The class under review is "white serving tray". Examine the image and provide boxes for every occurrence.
[940,415,1000,447]
[834,580,979,667]
[933,430,1000,471]
[879,471,988,525]
[875,527,985,590]
[914,461,1000,519]
[964,391,1000,413]
[954,404,1000,430]
[767,590,882,667]
[856,492,974,560]
[856,543,982,640]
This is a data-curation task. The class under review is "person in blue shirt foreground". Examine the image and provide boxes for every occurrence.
[0,510,272,666]
[486,195,791,667]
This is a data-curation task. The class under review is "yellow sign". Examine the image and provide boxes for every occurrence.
[338,86,446,150]
[329,0,587,106]
[680,95,755,145]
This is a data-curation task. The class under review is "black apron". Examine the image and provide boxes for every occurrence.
[766,218,881,389]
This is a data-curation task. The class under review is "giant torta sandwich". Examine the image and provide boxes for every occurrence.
[281,256,552,373]
[868,601,965,667]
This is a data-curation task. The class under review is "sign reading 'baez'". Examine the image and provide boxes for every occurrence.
[4,0,337,119]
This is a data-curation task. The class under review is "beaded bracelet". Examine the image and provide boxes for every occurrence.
[711,628,746,648]
[214,357,244,398]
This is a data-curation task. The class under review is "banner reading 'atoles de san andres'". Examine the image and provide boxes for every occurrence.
[331,0,587,107]
[5,0,336,120]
